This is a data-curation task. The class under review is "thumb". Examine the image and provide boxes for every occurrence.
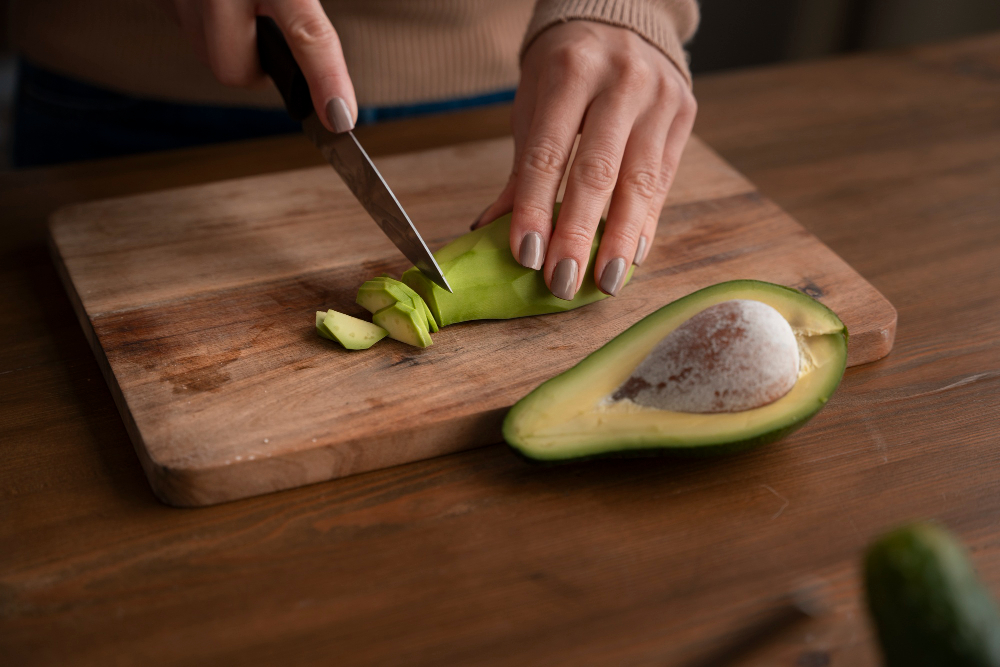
[472,173,517,230]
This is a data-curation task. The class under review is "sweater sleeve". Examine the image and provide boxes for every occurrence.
[521,0,700,86]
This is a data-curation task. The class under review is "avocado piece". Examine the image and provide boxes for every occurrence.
[865,522,1000,667]
[316,311,336,341]
[372,302,433,348]
[320,309,388,350]
[401,206,634,327]
[502,280,848,461]
[357,278,438,333]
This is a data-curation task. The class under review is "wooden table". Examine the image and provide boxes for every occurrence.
[3,33,999,666]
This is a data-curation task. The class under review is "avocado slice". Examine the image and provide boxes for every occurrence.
[316,311,336,341]
[372,302,433,348]
[357,278,439,333]
[360,277,440,332]
[401,205,634,327]
[503,280,848,460]
[319,309,388,350]
[865,522,1000,667]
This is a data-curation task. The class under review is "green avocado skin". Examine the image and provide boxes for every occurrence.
[501,280,848,462]
[865,523,1000,667]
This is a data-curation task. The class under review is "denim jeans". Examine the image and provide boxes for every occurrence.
[12,60,516,168]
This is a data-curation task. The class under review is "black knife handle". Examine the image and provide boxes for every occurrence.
[256,16,314,121]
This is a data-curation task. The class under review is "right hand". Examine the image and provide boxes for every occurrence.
[161,0,358,133]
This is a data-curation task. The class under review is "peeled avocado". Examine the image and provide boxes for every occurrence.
[865,523,1000,667]
[318,309,388,350]
[372,302,433,348]
[503,280,848,460]
[401,206,633,327]
[358,277,439,332]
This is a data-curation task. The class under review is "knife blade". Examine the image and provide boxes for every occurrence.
[255,16,452,292]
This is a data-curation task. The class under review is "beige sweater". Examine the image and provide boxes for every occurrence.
[11,0,698,108]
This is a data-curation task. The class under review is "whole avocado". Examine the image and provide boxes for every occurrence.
[865,522,1000,667]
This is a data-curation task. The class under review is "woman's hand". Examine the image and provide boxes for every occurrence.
[162,0,357,133]
[475,21,696,299]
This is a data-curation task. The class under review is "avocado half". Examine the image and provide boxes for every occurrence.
[502,280,848,461]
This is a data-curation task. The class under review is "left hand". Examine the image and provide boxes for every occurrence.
[474,20,696,299]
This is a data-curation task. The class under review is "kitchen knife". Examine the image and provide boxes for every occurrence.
[255,16,452,292]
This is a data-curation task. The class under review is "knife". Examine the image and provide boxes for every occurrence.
[255,16,452,292]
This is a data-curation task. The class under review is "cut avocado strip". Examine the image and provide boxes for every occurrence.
[319,309,388,350]
[502,280,848,461]
[357,278,438,333]
[316,311,336,341]
[865,522,1000,667]
[401,205,633,327]
[372,302,433,348]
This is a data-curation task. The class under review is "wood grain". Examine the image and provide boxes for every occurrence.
[3,32,1000,667]
[49,136,894,506]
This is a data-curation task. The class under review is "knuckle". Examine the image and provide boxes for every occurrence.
[556,224,597,252]
[615,56,651,90]
[572,149,619,191]
[285,13,336,47]
[521,139,567,178]
[513,200,556,226]
[660,162,677,190]
[619,167,660,201]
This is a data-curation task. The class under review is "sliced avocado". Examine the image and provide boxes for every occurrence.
[316,311,336,341]
[372,302,433,348]
[320,310,388,350]
[865,522,1000,667]
[401,205,633,327]
[503,280,848,461]
[357,278,438,333]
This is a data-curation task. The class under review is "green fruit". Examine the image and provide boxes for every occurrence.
[360,277,439,332]
[865,523,1000,667]
[401,206,633,327]
[372,302,433,348]
[503,280,848,461]
[318,310,387,350]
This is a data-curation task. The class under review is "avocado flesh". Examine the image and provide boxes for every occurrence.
[865,523,1000,667]
[503,280,848,461]
[356,278,436,332]
[372,302,433,348]
[401,207,634,327]
[321,309,388,350]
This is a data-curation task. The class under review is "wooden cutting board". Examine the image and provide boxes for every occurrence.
[49,136,896,507]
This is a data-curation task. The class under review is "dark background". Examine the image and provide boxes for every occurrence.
[688,0,1000,74]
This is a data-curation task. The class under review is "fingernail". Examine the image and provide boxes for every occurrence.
[599,257,626,296]
[633,236,648,266]
[550,258,578,301]
[518,232,544,270]
[326,97,355,133]
[471,206,490,230]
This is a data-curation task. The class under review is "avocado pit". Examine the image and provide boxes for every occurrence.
[612,299,800,413]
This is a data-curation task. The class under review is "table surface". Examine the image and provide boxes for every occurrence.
[3,32,999,666]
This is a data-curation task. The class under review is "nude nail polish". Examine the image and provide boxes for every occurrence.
[326,97,355,133]
[599,257,626,296]
[519,232,544,270]
[551,258,578,301]
[634,236,648,266]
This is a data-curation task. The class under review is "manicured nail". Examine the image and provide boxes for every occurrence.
[326,97,355,133]
[599,257,626,296]
[518,232,544,270]
[551,258,578,301]
[633,236,648,266]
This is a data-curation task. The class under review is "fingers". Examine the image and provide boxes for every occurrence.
[507,53,593,270]
[544,84,641,299]
[201,1,261,87]
[592,96,676,294]
[265,0,357,133]
[633,91,698,268]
